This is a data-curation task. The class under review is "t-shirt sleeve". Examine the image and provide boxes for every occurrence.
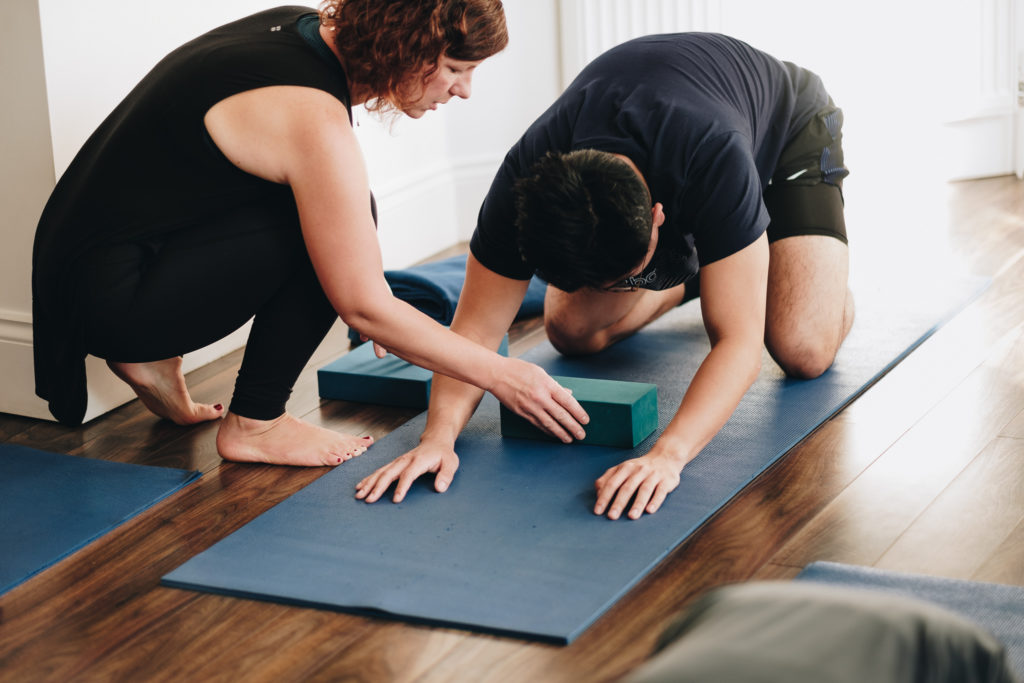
[684,133,769,267]
[469,155,540,282]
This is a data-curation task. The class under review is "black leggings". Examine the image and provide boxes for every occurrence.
[79,205,337,420]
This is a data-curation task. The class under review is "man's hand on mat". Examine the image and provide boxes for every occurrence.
[593,453,682,520]
[355,441,459,504]
[490,358,589,443]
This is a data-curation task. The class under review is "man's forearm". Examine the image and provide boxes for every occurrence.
[418,372,488,447]
[650,338,762,467]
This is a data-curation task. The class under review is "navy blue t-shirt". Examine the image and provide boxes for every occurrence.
[470,32,828,288]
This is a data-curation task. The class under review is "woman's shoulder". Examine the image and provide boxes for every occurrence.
[156,8,350,112]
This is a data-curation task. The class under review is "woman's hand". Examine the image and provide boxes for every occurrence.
[355,440,460,503]
[356,332,389,358]
[489,357,589,443]
[593,452,683,520]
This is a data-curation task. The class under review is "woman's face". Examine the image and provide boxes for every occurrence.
[402,56,481,118]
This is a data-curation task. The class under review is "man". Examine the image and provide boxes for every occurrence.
[356,32,854,520]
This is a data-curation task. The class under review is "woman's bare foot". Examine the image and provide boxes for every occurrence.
[216,411,374,467]
[107,358,224,425]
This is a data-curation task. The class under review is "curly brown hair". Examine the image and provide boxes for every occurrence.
[320,0,508,114]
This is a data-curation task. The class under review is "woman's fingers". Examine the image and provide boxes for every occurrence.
[523,378,589,442]
[494,360,589,442]
[555,384,590,428]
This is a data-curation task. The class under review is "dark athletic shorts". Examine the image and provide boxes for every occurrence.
[672,102,848,304]
[764,100,849,245]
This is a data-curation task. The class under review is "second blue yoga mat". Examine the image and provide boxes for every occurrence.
[1,444,200,595]
[796,562,1024,677]
[163,275,988,643]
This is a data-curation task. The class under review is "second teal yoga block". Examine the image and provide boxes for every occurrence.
[500,376,658,448]
[318,336,508,409]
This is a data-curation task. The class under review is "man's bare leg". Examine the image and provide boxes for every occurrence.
[544,282,689,355]
[107,357,223,424]
[216,413,373,467]
[765,235,854,379]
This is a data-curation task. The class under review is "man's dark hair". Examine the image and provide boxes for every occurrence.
[514,150,652,292]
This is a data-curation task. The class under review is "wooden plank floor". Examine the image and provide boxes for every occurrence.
[1,174,1022,682]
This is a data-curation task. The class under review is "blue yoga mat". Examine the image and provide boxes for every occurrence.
[163,275,988,643]
[796,562,1024,678]
[0,444,200,595]
[348,254,547,343]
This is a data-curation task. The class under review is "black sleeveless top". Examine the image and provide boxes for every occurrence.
[32,6,351,425]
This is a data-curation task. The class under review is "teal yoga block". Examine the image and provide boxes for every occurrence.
[318,335,508,409]
[500,376,658,448]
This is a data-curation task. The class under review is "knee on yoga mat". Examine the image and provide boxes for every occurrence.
[766,336,838,380]
[544,316,610,356]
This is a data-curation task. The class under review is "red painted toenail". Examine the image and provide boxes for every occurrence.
[214,404,223,411]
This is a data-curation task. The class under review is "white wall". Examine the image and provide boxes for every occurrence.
[0,1,560,422]
[443,1,563,242]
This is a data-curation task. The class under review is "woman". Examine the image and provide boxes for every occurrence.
[32,1,588,467]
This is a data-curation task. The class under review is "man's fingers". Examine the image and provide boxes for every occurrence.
[393,463,427,503]
[628,478,658,519]
[606,471,645,520]
[435,456,459,493]
[365,463,406,503]
[355,468,385,499]
[646,482,671,514]
[594,466,631,515]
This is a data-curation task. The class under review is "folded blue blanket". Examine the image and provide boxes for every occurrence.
[348,254,546,343]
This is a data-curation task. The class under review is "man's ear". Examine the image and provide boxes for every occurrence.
[651,202,666,229]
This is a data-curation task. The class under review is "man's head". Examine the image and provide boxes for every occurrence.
[514,150,657,292]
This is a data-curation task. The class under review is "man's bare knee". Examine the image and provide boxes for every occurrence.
[770,341,837,380]
[544,317,607,356]
[766,287,853,380]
